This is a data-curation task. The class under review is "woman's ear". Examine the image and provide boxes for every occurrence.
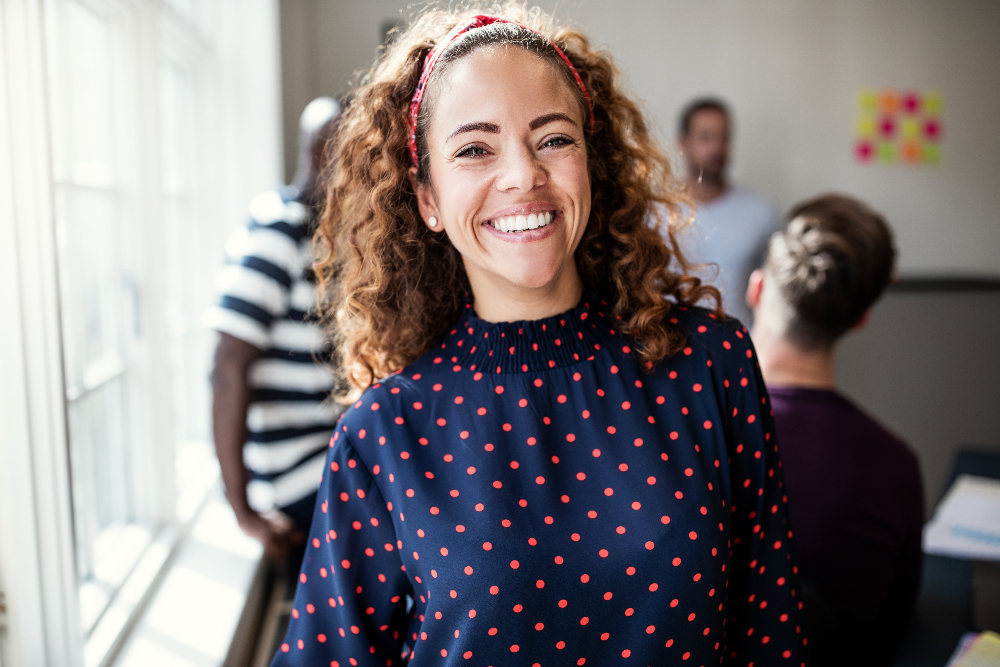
[409,165,443,232]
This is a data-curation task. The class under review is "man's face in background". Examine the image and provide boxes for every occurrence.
[680,108,730,183]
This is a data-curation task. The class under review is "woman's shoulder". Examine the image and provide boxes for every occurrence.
[332,354,451,449]
[666,304,751,352]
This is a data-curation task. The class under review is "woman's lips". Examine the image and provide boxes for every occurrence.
[482,211,562,243]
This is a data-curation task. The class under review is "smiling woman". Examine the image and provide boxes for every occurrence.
[273,3,805,666]
[317,6,721,393]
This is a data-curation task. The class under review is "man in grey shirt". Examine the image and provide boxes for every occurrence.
[677,98,777,327]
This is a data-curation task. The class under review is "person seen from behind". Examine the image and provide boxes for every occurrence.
[747,193,924,666]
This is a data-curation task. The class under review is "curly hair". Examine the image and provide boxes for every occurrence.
[316,2,721,398]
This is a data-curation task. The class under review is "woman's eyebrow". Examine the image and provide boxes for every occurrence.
[447,121,501,141]
[447,113,577,142]
[529,112,576,130]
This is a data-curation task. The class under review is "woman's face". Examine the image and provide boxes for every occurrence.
[414,46,591,316]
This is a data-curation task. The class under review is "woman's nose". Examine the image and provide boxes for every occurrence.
[494,145,546,193]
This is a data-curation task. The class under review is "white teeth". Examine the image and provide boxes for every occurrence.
[489,211,556,232]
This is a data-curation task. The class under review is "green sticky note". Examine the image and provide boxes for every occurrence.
[878,142,896,164]
[923,143,942,165]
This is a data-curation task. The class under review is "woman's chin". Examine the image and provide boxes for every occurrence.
[494,261,567,292]
[507,274,560,291]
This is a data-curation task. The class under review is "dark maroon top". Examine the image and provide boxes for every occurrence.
[770,386,924,665]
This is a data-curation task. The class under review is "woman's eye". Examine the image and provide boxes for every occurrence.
[456,145,488,158]
[542,136,573,149]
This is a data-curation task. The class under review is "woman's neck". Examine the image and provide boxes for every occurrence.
[468,263,584,324]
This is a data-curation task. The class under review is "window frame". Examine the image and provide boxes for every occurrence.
[0,1,84,663]
[0,0,284,665]
[42,0,180,652]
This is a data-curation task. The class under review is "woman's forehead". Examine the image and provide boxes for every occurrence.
[429,47,584,131]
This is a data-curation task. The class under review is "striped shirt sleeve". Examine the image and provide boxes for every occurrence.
[205,192,305,349]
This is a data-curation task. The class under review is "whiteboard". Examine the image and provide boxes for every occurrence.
[297,0,1000,277]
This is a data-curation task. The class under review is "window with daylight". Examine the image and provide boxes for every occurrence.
[0,1,282,665]
[46,0,164,642]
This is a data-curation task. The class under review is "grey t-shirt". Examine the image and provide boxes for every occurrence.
[681,187,778,327]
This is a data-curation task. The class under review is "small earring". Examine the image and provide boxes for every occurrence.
[428,216,439,228]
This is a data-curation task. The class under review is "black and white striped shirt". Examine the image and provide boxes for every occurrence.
[206,189,341,512]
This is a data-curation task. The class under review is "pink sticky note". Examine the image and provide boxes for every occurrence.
[879,116,896,137]
[855,140,874,163]
[925,119,942,140]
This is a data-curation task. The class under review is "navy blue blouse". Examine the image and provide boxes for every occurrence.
[272,294,805,666]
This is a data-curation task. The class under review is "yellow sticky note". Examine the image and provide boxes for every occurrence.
[901,118,920,139]
[924,91,944,115]
[857,90,877,113]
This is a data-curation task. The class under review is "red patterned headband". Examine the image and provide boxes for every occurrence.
[407,14,595,168]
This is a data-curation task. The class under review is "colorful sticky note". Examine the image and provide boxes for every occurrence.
[856,117,876,137]
[902,92,921,114]
[879,90,899,114]
[901,140,923,164]
[923,143,942,165]
[877,142,896,163]
[879,116,896,138]
[924,91,943,115]
[858,90,878,113]
[925,118,942,141]
[855,140,874,163]
[854,88,942,166]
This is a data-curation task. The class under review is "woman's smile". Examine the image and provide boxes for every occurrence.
[481,202,562,243]
[486,210,555,233]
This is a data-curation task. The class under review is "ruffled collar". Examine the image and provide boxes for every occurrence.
[433,290,622,375]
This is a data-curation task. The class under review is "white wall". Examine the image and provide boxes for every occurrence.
[836,289,1000,511]
[280,0,1000,277]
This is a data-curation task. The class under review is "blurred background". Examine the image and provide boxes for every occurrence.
[0,1,997,666]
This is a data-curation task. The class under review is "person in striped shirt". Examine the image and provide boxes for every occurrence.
[207,97,343,562]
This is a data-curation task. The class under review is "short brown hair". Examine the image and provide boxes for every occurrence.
[765,193,895,350]
[678,97,729,136]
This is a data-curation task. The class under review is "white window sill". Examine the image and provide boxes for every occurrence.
[101,487,266,667]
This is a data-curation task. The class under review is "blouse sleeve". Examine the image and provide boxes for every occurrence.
[271,429,414,667]
[720,323,806,665]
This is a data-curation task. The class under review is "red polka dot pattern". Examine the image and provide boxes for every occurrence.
[272,298,804,665]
